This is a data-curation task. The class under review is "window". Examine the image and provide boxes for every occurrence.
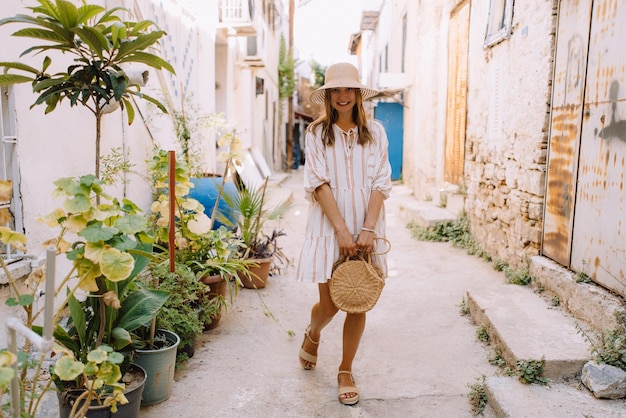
[401,13,407,72]
[0,86,24,260]
[484,0,514,47]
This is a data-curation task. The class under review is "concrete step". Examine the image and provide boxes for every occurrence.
[398,199,457,227]
[485,376,626,417]
[466,284,590,379]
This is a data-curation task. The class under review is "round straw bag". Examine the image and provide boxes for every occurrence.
[329,238,391,314]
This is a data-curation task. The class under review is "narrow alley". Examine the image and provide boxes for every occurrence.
[137,167,502,418]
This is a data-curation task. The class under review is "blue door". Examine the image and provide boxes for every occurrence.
[374,102,403,180]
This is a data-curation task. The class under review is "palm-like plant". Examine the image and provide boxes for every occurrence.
[0,0,175,178]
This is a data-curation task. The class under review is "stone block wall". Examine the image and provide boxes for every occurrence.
[464,0,558,269]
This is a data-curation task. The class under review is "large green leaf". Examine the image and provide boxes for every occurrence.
[133,91,167,113]
[68,292,86,350]
[96,7,125,25]
[64,193,92,213]
[73,26,110,59]
[119,51,175,74]
[115,31,165,61]
[128,20,155,36]
[53,355,84,381]
[122,97,135,124]
[0,74,33,86]
[12,27,67,43]
[117,288,169,332]
[100,247,134,282]
[55,0,79,29]
[76,4,104,25]
[114,214,146,235]
[110,327,132,350]
[33,77,66,93]
[79,222,118,242]
[0,61,40,74]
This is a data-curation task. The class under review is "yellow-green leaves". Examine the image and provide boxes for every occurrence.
[0,226,27,252]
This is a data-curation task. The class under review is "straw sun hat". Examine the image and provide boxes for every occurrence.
[309,62,378,104]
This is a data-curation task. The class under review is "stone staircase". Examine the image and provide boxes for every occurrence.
[397,192,626,417]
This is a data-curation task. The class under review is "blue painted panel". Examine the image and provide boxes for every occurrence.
[189,177,237,230]
[374,102,403,180]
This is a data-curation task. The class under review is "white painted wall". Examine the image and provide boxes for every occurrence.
[0,0,223,345]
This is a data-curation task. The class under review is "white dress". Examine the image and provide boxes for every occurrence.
[296,120,393,283]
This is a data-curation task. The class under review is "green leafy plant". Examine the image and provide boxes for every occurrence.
[504,265,532,286]
[516,357,547,385]
[0,174,168,417]
[147,149,252,280]
[467,375,488,416]
[222,179,291,260]
[144,262,206,366]
[488,347,513,376]
[458,297,469,316]
[577,318,626,371]
[476,326,490,344]
[0,0,175,178]
[407,213,490,260]
[574,271,592,283]
[278,35,297,99]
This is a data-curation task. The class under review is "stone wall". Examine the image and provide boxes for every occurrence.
[463,0,558,268]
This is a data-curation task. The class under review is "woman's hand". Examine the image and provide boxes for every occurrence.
[356,229,375,255]
[337,229,358,257]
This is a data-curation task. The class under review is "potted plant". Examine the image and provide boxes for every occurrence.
[142,261,206,364]
[147,149,253,326]
[223,178,291,289]
[0,174,169,417]
[44,175,169,417]
[0,0,175,178]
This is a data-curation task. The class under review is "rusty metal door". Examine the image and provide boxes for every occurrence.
[444,0,469,184]
[543,0,593,266]
[571,0,626,296]
[544,0,626,296]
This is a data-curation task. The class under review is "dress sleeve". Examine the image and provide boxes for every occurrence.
[303,126,330,202]
[370,121,393,199]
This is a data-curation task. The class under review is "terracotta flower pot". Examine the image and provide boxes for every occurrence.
[199,273,228,330]
[237,257,272,289]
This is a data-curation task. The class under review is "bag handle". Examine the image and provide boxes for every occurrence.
[369,237,391,256]
[332,237,391,271]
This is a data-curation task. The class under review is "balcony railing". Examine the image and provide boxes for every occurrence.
[219,0,254,24]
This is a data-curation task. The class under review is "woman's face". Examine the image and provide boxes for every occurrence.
[329,87,357,114]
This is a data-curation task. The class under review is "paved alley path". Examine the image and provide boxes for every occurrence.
[139,167,503,418]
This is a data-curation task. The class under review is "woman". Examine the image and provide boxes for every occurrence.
[296,62,392,405]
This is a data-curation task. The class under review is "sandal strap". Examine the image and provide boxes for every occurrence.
[299,348,317,363]
[305,326,319,345]
[337,371,359,401]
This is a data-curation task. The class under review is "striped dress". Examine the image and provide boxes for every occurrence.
[296,120,393,283]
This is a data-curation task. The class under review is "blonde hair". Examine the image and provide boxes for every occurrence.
[307,89,373,146]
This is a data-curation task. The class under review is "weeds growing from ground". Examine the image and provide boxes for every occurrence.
[504,265,532,286]
[576,315,626,371]
[516,357,547,385]
[458,297,469,316]
[468,376,488,416]
[476,325,490,343]
[407,213,490,260]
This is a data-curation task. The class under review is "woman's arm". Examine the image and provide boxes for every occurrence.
[314,183,358,257]
[356,190,384,253]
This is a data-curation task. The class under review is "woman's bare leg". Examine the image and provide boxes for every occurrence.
[338,312,365,401]
[300,283,338,369]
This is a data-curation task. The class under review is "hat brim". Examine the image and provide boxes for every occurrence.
[309,80,378,104]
